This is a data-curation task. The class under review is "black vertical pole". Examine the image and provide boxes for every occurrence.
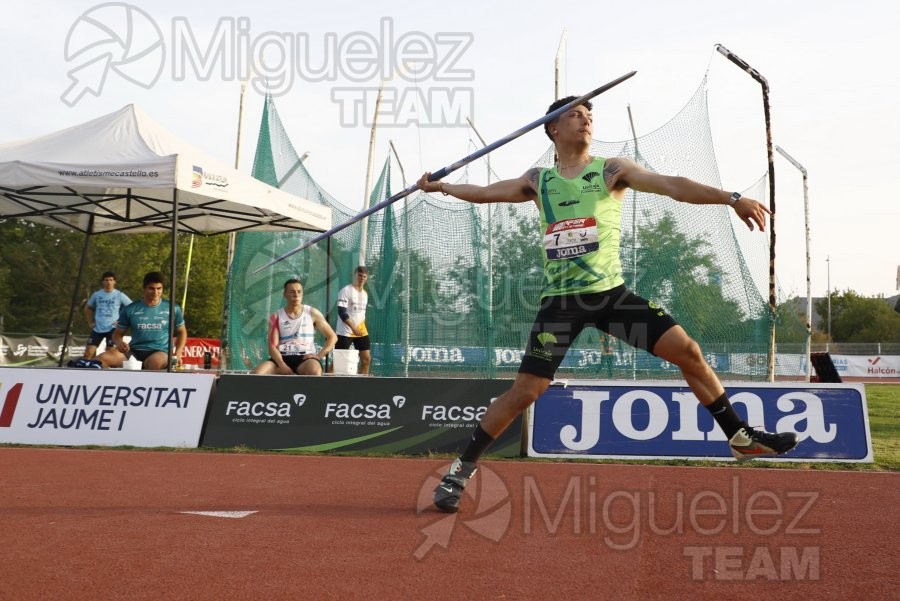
[60,214,94,366]
[325,235,333,372]
[168,188,178,373]
[715,44,777,382]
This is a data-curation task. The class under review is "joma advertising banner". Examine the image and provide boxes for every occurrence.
[529,381,871,462]
[202,376,522,457]
[0,367,214,447]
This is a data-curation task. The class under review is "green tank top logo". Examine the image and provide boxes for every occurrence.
[537,157,625,297]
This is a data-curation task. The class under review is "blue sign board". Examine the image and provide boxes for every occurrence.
[529,381,871,461]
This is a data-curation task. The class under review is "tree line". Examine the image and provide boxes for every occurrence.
[2,217,898,344]
[0,220,226,338]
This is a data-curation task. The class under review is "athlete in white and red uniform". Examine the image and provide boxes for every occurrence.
[252,278,337,376]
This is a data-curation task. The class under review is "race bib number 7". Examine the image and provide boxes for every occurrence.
[543,218,599,260]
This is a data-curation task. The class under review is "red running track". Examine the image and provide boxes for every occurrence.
[0,448,897,600]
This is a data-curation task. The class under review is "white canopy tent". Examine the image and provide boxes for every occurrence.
[0,104,332,367]
[0,104,330,234]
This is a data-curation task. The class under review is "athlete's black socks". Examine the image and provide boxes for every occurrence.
[461,398,743,460]
[459,425,496,464]
[705,393,747,439]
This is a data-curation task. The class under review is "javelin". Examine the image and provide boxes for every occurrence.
[251,70,637,274]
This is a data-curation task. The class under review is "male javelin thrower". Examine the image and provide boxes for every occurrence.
[418,95,799,513]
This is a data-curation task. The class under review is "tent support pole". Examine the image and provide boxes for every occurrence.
[168,189,179,373]
[59,215,94,366]
[325,235,333,372]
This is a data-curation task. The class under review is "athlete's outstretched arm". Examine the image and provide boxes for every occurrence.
[416,169,539,204]
[604,157,770,231]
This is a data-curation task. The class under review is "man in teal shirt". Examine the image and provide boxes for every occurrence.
[98,271,187,370]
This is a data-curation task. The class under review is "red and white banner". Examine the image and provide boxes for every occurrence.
[182,337,220,367]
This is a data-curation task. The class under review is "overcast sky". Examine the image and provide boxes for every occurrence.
[3,0,897,299]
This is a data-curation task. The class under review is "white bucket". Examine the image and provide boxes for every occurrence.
[332,349,359,375]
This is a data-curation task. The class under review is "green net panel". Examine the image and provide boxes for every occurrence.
[225,80,773,379]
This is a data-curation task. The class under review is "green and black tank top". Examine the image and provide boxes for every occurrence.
[536,157,624,297]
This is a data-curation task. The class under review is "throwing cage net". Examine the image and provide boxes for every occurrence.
[225,78,775,379]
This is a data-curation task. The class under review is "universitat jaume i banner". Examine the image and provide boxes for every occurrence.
[0,367,213,447]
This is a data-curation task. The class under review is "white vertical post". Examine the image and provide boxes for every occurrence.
[554,29,568,100]
[466,117,495,376]
[228,79,250,267]
[466,116,492,185]
[359,78,388,268]
[220,79,251,373]
[389,140,411,378]
[627,104,638,381]
[827,255,831,342]
[775,145,811,381]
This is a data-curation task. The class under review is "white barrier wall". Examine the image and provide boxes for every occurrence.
[730,353,899,378]
[0,368,213,447]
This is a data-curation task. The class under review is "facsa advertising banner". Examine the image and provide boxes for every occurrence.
[528,381,871,462]
[202,376,522,457]
[0,368,214,447]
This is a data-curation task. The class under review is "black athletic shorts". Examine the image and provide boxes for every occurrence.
[87,329,115,347]
[335,335,371,352]
[274,355,321,371]
[519,284,678,380]
[131,348,161,362]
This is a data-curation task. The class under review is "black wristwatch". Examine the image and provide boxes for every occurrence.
[728,192,742,206]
